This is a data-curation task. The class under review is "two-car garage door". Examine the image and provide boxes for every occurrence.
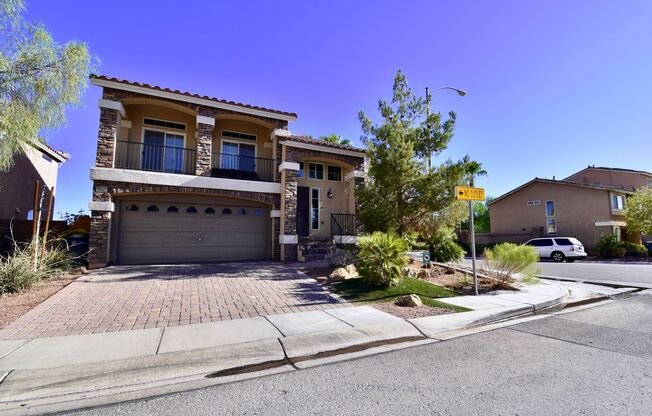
[116,196,269,265]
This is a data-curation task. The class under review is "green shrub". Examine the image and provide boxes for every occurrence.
[596,233,619,258]
[430,238,465,263]
[596,234,649,258]
[617,241,648,257]
[483,243,540,288]
[356,231,409,287]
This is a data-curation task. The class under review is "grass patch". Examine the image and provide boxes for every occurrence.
[332,277,470,312]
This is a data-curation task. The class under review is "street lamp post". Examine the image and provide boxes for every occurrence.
[424,86,467,170]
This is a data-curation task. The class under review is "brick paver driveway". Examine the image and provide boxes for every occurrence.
[0,262,346,340]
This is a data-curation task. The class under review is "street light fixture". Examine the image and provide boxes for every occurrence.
[424,85,467,170]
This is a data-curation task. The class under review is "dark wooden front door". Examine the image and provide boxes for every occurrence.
[297,186,310,237]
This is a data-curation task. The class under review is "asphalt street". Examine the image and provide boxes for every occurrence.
[65,293,652,416]
[458,258,652,288]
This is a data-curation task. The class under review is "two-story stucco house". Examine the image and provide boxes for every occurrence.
[87,76,365,268]
[488,166,651,252]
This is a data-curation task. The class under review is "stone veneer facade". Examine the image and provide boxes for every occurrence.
[88,82,364,268]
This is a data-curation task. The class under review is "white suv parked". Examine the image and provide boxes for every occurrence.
[524,237,587,262]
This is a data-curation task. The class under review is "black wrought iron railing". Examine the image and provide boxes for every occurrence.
[210,153,275,182]
[331,213,356,236]
[115,140,196,175]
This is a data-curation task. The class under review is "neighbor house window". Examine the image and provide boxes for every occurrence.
[328,165,342,181]
[186,207,197,214]
[167,206,178,213]
[205,207,215,214]
[296,162,305,178]
[311,188,320,230]
[147,205,159,212]
[308,163,324,180]
[545,201,556,234]
[612,194,625,210]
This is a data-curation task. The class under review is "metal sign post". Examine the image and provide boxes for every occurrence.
[468,201,478,296]
[455,186,485,296]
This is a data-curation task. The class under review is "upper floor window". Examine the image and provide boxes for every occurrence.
[612,194,625,210]
[327,165,342,181]
[297,162,305,178]
[142,129,185,173]
[144,118,186,131]
[308,163,324,180]
[221,141,256,172]
[222,130,256,141]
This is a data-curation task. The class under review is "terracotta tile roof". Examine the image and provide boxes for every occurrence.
[90,75,297,119]
[30,140,69,162]
[488,178,634,206]
[286,135,366,154]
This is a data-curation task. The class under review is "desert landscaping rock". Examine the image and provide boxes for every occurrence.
[396,294,423,307]
[329,267,350,282]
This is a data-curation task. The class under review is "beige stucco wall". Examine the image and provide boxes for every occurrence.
[121,104,197,150]
[296,159,355,238]
[566,168,652,190]
[489,182,620,250]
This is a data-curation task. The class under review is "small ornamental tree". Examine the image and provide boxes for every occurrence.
[625,188,652,235]
[0,0,95,170]
[357,70,482,238]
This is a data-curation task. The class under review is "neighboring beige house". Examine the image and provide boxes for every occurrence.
[87,75,365,268]
[487,166,651,252]
[0,141,69,220]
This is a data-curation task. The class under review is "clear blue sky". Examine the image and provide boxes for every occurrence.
[25,0,652,217]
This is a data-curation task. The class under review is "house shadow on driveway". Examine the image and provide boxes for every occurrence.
[0,262,348,341]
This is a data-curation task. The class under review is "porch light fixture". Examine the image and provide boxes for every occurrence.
[327,188,334,199]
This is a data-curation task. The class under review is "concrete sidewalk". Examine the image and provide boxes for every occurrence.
[0,279,638,415]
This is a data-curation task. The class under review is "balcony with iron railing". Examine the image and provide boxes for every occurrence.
[210,153,275,182]
[114,140,196,175]
[112,141,277,183]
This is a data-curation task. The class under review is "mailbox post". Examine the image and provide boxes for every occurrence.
[455,186,486,296]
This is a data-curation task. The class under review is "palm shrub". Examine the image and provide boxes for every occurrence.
[483,243,540,289]
[356,231,409,287]
[430,238,465,263]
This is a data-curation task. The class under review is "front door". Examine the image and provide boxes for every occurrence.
[297,186,310,237]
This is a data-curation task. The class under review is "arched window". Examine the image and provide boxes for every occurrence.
[26,209,34,220]
[186,206,197,214]
[205,207,215,214]
[239,208,247,216]
[147,205,159,212]
[126,204,138,211]
[167,206,178,213]
[254,209,264,217]
[222,208,232,215]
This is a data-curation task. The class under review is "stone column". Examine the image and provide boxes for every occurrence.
[88,182,115,269]
[96,99,125,168]
[195,115,215,176]
[278,152,301,261]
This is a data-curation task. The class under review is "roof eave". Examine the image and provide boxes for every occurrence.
[90,76,297,122]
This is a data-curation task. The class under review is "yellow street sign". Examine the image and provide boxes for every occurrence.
[455,186,485,201]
